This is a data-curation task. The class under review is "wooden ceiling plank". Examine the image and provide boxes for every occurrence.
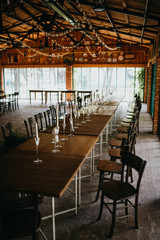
[76,1,160,21]
[15,0,45,30]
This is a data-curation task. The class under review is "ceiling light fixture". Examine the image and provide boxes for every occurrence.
[93,0,105,12]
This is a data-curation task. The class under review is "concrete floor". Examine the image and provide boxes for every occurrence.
[0,101,160,240]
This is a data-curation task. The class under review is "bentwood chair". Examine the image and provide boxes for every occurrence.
[44,109,52,129]
[1,122,12,152]
[34,113,44,131]
[24,117,34,139]
[0,192,46,240]
[97,151,147,238]
[49,105,57,124]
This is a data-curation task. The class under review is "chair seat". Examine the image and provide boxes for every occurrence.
[115,133,128,140]
[109,138,122,148]
[1,209,41,239]
[122,118,132,123]
[117,126,128,133]
[108,148,121,159]
[100,181,137,200]
[121,122,130,127]
[97,160,122,174]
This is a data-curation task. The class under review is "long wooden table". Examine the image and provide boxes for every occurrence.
[0,132,98,240]
[29,89,92,104]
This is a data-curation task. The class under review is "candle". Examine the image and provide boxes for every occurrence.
[63,113,66,125]
[35,122,38,139]
[56,103,59,127]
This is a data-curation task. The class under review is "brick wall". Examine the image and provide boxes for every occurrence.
[153,56,160,134]
[0,65,4,91]
[143,67,148,103]
[147,64,152,113]
[66,66,72,101]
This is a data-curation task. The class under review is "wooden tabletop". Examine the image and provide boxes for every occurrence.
[0,133,98,198]
[45,115,111,136]
[0,150,84,198]
[16,133,98,157]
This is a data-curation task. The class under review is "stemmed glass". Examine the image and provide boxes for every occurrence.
[33,137,43,164]
[86,103,91,122]
[74,111,78,129]
[51,127,62,153]
[68,118,74,137]
[81,107,86,124]
[76,111,81,126]
[61,123,68,141]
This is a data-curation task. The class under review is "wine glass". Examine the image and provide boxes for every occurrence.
[74,111,78,129]
[68,118,74,137]
[51,127,62,153]
[33,137,43,164]
[61,123,68,141]
[81,107,86,124]
[86,103,91,122]
[76,111,81,126]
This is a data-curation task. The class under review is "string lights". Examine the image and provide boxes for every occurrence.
[13,1,120,58]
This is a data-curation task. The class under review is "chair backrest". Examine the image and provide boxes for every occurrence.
[1,122,12,151]
[24,118,33,139]
[44,110,52,128]
[0,194,42,239]
[49,105,56,124]
[121,151,147,191]
[34,113,43,131]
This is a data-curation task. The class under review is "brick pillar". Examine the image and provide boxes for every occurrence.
[153,56,160,134]
[143,67,148,103]
[66,66,73,101]
[147,64,152,113]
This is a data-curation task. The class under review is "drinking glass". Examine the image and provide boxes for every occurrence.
[76,111,81,126]
[86,104,91,122]
[81,107,86,124]
[33,137,43,164]
[74,111,78,129]
[51,127,62,153]
[68,118,74,137]
[61,123,68,141]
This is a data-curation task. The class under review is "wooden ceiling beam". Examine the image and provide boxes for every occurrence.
[140,0,149,44]
[19,0,46,15]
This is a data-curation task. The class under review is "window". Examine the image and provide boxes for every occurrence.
[73,67,143,101]
[3,67,66,99]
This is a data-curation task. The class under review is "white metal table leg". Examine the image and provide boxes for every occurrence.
[100,134,102,159]
[106,124,108,145]
[52,197,56,240]
[78,169,81,206]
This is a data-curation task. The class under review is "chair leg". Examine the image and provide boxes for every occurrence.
[95,171,104,202]
[135,197,138,229]
[97,192,104,220]
[109,200,117,238]
[125,199,128,215]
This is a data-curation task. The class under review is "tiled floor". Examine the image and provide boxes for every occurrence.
[0,101,160,240]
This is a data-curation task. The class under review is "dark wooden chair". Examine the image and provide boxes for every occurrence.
[44,110,52,129]
[49,105,56,124]
[13,91,19,109]
[24,117,34,139]
[0,192,45,240]
[34,113,44,131]
[1,122,12,152]
[97,151,146,238]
